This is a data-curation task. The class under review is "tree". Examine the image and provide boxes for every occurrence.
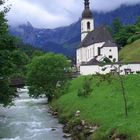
[112,18,123,35]
[111,17,140,47]
[0,1,16,106]
[31,50,45,58]
[135,16,140,27]
[0,0,30,106]
[101,65,128,117]
[114,27,130,47]
[11,50,30,76]
[27,53,71,102]
[114,65,128,117]
[0,78,16,106]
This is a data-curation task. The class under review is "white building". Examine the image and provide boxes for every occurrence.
[80,63,140,75]
[76,0,140,75]
[77,0,118,68]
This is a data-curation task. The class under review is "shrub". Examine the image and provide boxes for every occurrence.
[77,77,93,97]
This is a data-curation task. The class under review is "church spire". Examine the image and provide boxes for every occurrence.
[81,0,94,41]
[82,0,92,19]
[84,0,90,9]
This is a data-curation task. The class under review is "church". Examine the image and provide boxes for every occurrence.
[76,0,140,75]
[76,0,118,68]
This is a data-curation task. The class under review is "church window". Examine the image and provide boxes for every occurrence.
[98,48,101,55]
[109,49,112,52]
[87,22,90,29]
[109,55,113,59]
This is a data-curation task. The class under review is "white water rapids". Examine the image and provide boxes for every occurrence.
[0,88,70,140]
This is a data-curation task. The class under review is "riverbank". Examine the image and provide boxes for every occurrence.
[0,91,69,140]
[51,74,140,140]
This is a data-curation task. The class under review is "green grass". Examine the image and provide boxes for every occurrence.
[53,74,140,139]
[119,39,140,62]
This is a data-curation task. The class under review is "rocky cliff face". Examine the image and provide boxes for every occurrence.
[9,4,140,57]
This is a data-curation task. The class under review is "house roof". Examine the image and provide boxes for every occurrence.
[86,57,100,65]
[79,26,115,48]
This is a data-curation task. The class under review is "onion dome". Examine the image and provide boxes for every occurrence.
[82,0,93,19]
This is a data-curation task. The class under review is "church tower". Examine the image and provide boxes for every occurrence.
[81,0,94,41]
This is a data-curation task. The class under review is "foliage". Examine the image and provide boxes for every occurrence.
[53,74,140,139]
[102,57,112,64]
[111,18,123,35]
[0,77,16,106]
[16,41,44,58]
[111,17,140,48]
[77,77,93,97]
[27,53,71,102]
[0,1,30,106]
[31,50,45,58]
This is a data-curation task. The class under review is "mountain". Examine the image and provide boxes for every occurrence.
[119,39,140,62]
[10,4,140,57]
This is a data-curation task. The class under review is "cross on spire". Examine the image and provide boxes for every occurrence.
[84,0,90,9]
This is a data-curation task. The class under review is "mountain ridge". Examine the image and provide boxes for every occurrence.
[9,4,140,57]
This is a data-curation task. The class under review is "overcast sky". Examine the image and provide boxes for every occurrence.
[4,0,140,29]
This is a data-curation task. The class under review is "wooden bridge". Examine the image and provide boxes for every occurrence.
[10,77,25,88]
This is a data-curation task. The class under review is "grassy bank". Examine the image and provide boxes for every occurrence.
[119,39,140,62]
[52,74,140,139]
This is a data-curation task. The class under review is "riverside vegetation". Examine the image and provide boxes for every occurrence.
[51,74,140,140]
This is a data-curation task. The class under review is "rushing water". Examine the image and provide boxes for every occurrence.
[0,88,69,140]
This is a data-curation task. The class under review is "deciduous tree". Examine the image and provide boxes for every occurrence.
[27,53,71,102]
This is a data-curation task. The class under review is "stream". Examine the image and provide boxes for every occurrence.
[0,88,70,140]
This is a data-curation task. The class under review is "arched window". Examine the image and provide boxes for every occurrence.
[87,22,90,29]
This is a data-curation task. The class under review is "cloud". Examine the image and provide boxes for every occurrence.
[5,0,140,29]
[93,0,140,12]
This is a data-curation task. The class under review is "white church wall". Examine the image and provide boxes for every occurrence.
[76,48,82,67]
[80,65,100,75]
[94,42,105,56]
[86,44,94,62]
[76,42,105,67]
[82,47,87,62]
[76,47,87,67]
[101,47,118,62]
[119,64,140,75]
[80,63,140,75]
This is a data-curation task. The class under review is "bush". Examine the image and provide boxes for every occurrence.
[77,77,93,97]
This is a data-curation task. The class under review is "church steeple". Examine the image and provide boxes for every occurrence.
[81,0,94,41]
[82,0,92,19]
[84,0,90,9]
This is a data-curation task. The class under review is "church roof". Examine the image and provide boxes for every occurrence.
[82,9,93,19]
[101,40,117,48]
[86,57,100,65]
[79,26,115,48]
